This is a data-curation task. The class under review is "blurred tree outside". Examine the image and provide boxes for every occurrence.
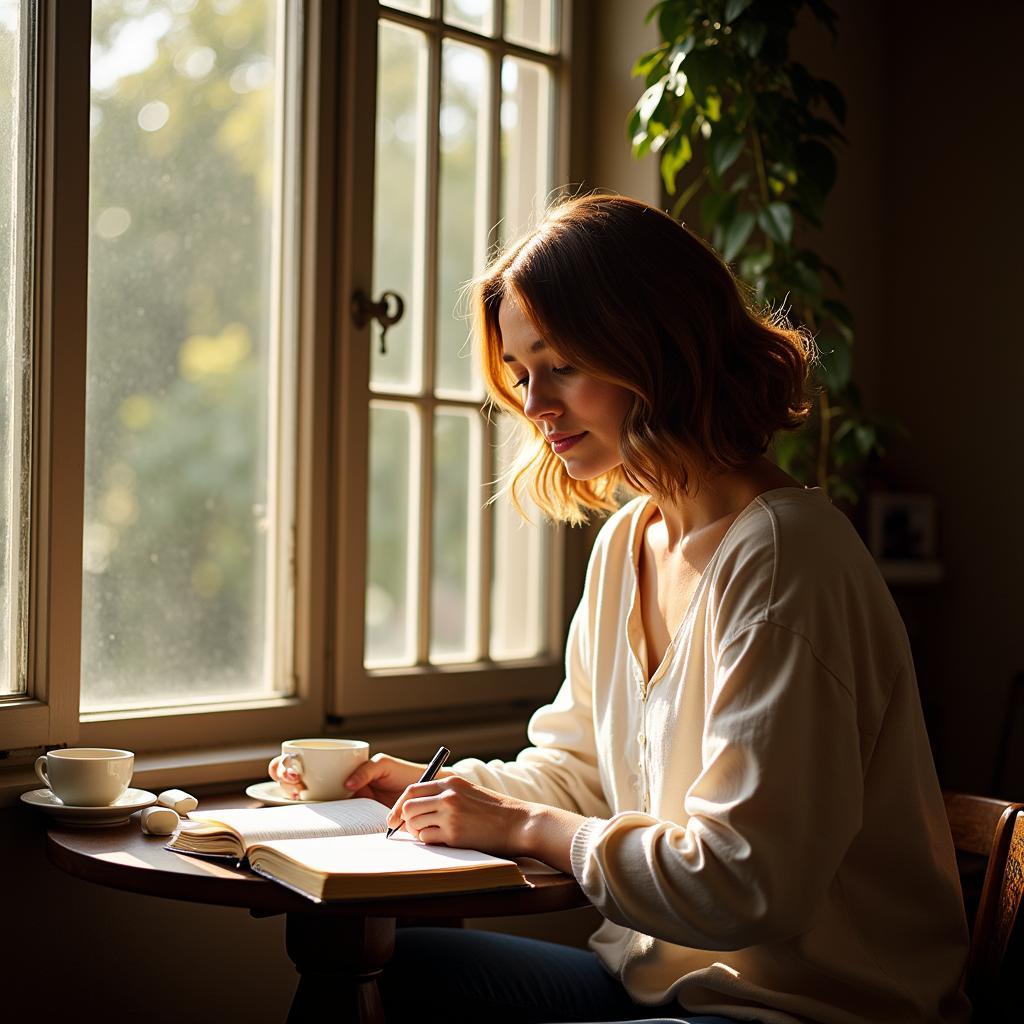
[83,0,279,707]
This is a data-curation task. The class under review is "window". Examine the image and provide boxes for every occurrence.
[1,0,577,759]
[335,0,569,716]
[0,0,35,703]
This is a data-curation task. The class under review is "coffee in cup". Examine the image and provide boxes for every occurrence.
[279,738,368,800]
[34,748,134,806]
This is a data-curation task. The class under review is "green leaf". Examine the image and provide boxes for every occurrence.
[638,79,667,129]
[792,260,822,299]
[700,188,735,234]
[738,249,772,279]
[683,49,727,103]
[660,133,693,194]
[626,108,642,142]
[725,0,755,23]
[658,1,689,43]
[736,20,766,57]
[823,298,855,337]
[757,202,794,245]
[707,132,744,178]
[721,209,755,262]
[632,45,667,79]
[815,332,852,391]
[819,79,847,124]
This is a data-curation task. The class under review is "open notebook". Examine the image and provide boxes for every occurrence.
[166,798,530,902]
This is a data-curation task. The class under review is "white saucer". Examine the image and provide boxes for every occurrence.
[244,780,325,806]
[20,787,158,827]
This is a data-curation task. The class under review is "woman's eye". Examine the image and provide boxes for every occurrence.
[552,365,574,376]
[512,376,528,389]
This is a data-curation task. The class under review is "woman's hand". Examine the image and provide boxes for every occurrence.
[341,753,446,809]
[387,775,533,858]
[268,754,304,800]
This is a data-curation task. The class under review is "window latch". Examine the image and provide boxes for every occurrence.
[351,289,405,355]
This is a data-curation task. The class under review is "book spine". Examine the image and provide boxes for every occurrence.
[247,862,324,904]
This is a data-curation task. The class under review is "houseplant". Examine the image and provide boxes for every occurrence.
[629,0,892,502]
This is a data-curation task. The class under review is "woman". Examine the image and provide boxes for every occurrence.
[271,195,970,1023]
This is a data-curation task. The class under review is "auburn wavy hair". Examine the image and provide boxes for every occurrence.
[474,193,814,526]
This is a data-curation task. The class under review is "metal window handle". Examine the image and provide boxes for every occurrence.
[352,289,405,355]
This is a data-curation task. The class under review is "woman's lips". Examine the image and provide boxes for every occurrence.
[551,432,587,454]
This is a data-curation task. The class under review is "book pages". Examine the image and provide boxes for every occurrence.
[252,832,519,875]
[187,798,389,845]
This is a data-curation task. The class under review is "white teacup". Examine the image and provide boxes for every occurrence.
[34,748,134,807]
[279,738,368,801]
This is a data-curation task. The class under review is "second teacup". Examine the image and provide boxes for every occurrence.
[279,738,368,800]
[34,747,134,807]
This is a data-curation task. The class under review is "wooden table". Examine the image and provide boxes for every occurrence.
[45,794,588,1023]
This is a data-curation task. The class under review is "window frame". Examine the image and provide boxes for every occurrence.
[1,0,586,761]
[331,0,576,718]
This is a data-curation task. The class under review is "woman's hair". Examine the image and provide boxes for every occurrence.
[474,193,814,525]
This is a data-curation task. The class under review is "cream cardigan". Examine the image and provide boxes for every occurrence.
[453,488,970,1024]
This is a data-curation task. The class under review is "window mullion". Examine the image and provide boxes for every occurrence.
[25,0,91,748]
[416,27,443,665]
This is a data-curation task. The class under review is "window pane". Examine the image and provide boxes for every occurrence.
[372,21,428,394]
[381,0,431,16]
[82,0,294,711]
[491,414,546,659]
[504,0,558,53]
[0,0,33,698]
[366,403,418,667]
[443,0,495,36]
[435,40,487,398]
[431,409,480,662]
[501,57,552,243]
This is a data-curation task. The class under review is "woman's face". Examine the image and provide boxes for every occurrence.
[498,297,633,481]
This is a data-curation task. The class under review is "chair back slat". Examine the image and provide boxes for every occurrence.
[943,791,1024,1016]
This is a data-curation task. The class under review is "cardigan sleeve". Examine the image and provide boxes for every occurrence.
[570,620,865,950]
[449,598,613,819]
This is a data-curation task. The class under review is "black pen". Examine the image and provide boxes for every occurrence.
[385,745,450,840]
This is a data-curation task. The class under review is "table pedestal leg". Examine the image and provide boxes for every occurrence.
[285,913,396,1024]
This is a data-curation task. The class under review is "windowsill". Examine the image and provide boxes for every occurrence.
[0,716,530,808]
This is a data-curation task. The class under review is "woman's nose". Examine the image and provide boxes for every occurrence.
[524,378,565,421]
[523,380,561,423]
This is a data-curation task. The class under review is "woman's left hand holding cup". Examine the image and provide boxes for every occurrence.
[268,754,305,800]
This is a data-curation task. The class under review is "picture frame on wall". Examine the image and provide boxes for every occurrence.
[867,493,943,584]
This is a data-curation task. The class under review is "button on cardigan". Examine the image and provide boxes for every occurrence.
[453,487,970,1024]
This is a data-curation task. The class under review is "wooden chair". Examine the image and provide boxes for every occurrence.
[943,791,1024,1016]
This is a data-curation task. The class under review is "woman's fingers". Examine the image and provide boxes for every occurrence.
[268,754,305,798]
[343,756,391,793]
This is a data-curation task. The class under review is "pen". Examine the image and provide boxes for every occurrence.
[385,745,450,840]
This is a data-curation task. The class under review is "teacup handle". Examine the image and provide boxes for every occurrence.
[281,752,304,780]
[34,755,51,791]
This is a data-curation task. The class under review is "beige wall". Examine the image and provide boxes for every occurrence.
[795,2,1024,794]
[577,0,661,202]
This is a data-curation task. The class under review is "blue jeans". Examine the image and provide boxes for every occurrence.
[379,927,750,1024]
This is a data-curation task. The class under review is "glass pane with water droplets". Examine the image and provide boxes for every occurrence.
[431,409,481,662]
[505,0,559,53]
[500,57,552,244]
[435,40,488,398]
[372,22,428,393]
[81,0,292,711]
[443,0,495,36]
[490,413,547,660]
[366,403,418,667]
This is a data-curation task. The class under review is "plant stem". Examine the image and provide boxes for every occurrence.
[750,126,770,204]
[817,392,832,492]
